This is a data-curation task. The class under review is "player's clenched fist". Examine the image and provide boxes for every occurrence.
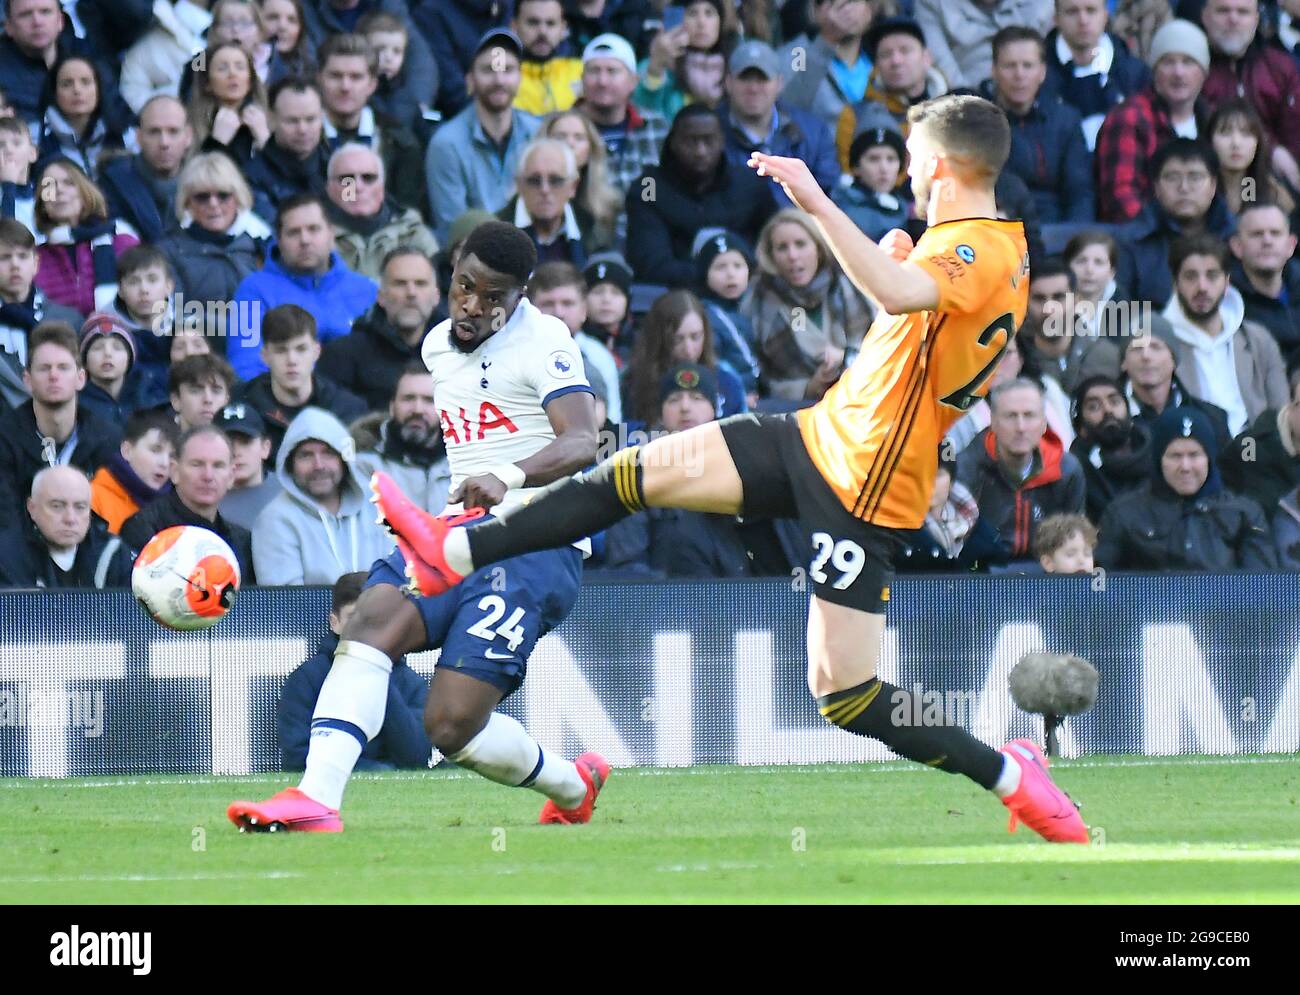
[878,228,914,262]
[452,473,508,510]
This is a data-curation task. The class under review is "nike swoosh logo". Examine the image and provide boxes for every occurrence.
[483,649,514,660]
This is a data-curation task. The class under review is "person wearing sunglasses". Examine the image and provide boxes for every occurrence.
[496,136,612,269]
[325,142,436,282]
[157,152,273,314]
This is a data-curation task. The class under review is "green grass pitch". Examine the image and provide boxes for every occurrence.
[3,755,1300,904]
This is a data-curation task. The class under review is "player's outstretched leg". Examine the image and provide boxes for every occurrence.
[227,583,426,833]
[809,598,1088,844]
[426,670,610,824]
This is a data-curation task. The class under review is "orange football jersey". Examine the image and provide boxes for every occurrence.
[797,218,1030,529]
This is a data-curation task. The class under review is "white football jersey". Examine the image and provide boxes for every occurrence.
[422,297,592,518]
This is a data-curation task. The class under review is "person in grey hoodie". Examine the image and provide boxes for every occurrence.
[1160,233,1288,436]
[251,406,394,586]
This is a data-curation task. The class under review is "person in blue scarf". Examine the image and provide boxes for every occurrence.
[1094,404,1277,570]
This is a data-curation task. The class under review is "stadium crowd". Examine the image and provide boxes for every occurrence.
[1,0,1299,597]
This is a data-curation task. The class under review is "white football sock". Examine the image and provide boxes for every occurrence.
[449,712,586,808]
[298,640,394,810]
[443,528,474,577]
[992,752,1022,799]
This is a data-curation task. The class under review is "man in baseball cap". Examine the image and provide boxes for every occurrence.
[577,33,670,195]
[216,402,284,531]
[720,39,841,208]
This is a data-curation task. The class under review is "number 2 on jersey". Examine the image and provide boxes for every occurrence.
[938,312,1016,412]
[467,595,527,651]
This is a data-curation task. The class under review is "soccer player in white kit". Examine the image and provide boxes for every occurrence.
[228,224,610,832]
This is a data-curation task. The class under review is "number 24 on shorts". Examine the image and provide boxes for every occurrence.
[466,595,527,651]
[809,533,866,590]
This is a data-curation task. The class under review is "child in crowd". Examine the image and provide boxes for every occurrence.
[169,353,235,431]
[1034,513,1098,575]
[833,126,909,242]
[581,252,634,365]
[359,11,420,131]
[112,245,177,390]
[0,117,39,232]
[78,312,167,429]
[693,229,759,404]
[90,409,179,534]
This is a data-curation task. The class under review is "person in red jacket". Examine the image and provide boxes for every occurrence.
[1199,0,1300,190]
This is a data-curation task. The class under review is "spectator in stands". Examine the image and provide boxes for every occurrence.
[914,0,1055,91]
[277,570,433,771]
[1111,0,1173,62]
[956,377,1086,566]
[625,104,774,287]
[1096,19,1210,222]
[1222,367,1300,511]
[512,0,584,117]
[1063,229,1130,338]
[1120,323,1233,452]
[353,362,450,513]
[0,116,39,232]
[1279,0,1300,61]
[982,27,1094,223]
[1208,99,1298,222]
[834,17,949,173]
[158,153,272,314]
[541,109,625,248]
[1095,403,1276,569]
[98,95,192,245]
[834,125,908,242]
[1271,476,1300,568]
[414,0,513,117]
[742,208,871,401]
[120,424,256,580]
[1033,511,1097,573]
[1120,138,1234,308]
[693,230,760,400]
[0,321,120,515]
[168,325,213,365]
[169,353,234,432]
[359,11,426,131]
[252,406,392,584]
[0,0,108,124]
[633,0,734,119]
[37,54,127,179]
[263,0,318,82]
[581,250,635,362]
[316,34,425,212]
[1042,0,1150,151]
[234,304,366,461]
[561,0,658,59]
[0,219,84,409]
[210,1,283,87]
[215,402,283,531]
[120,0,213,114]
[229,193,378,380]
[720,40,841,211]
[108,245,175,392]
[189,41,272,174]
[622,286,746,424]
[1229,201,1300,366]
[246,78,329,209]
[778,0,875,129]
[1200,0,1300,189]
[90,409,177,534]
[1161,234,1288,434]
[529,261,625,423]
[76,311,165,430]
[501,137,612,266]
[894,455,997,571]
[1069,374,1153,521]
[0,465,131,588]
[593,362,801,577]
[324,143,437,283]
[425,29,540,245]
[574,33,670,195]
[32,159,139,316]
[304,0,437,121]
[321,248,438,411]
[1021,259,1121,393]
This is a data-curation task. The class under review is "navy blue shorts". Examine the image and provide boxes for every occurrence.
[365,541,583,698]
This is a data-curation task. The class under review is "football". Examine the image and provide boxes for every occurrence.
[132,525,241,631]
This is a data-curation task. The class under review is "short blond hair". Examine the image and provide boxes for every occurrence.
[175,152,255,221]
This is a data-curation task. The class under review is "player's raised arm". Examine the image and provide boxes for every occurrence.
[748,152,939,315]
